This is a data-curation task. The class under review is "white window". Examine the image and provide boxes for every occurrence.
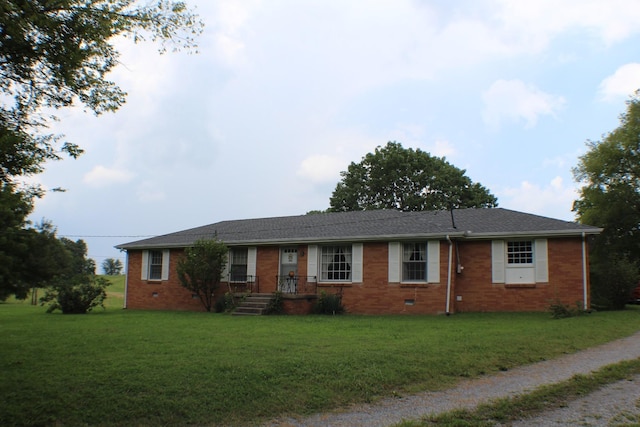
[403,243,426,282]
[141,250,170,281]
[320,245,351,281]
[307,244,361,283]
[149,250,163,280]
[229,248,248,282]
[389,241,440,283]
[507,241,533,265]
[492,239,548,284]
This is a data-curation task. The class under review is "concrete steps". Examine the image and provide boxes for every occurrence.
[232,293,274,316]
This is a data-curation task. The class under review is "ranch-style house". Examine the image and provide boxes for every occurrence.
[116,208,601,315]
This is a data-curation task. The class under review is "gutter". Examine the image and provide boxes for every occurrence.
[115,232,469,251]
[582,232,588,310]
[458,229,603,239]
[445,235,453,315]
[115,228,603,251]
[123,252,129,309]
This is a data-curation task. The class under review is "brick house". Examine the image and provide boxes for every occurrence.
[116,208,601,315]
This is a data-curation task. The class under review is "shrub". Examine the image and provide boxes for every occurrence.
[215,292,237,313]
[266,291,284,314]
[549,300,588,319]
[314,291,345,315]
[40,277,108,314]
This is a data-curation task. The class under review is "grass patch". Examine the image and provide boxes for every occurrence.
[1,306,640,426]
[102,275,125,309]
[400,358,640,426]
[2,275,125,310]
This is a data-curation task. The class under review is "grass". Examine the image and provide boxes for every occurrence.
[399,358,640,426]
[102,274,125,309]
[6,275,125,310]
[1,303,640,426]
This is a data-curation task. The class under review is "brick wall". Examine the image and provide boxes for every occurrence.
[125,249,208,311]
[124,237,589,314]
[336,242,452,314]
[453,238,589,312]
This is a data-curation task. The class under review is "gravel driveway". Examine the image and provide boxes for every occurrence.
[266,330,640,427]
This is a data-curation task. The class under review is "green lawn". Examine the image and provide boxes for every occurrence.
[102,275,125,309]
[1,302,640,426]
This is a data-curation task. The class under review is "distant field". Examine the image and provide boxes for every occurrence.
[6,275,125,310]
[1,304,640,426]
[102,274,125,309]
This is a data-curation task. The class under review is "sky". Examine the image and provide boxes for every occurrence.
[27,0,640,270]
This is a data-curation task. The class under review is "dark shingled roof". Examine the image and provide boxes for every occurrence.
[116,208,601,250]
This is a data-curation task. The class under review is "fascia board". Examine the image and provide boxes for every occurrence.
[115,232,467,250]
[460,229,603,239]
[116,228,601,250]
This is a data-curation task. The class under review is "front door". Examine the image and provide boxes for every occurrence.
[279,247,298,293]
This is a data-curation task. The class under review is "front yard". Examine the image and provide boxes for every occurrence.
[1,298,640,426]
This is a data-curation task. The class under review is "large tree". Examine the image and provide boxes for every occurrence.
[1,0,202,189]
[329,142,498,212]
[573,93,640,309]
[176,239,228,312]
[0,185,66,300]
[0,0,202,298]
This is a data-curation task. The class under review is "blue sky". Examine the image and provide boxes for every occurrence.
[28,0,640,269]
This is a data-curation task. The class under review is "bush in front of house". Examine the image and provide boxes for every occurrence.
[548,300,588,319]
[314,291,345,315]
[215,292,235,313]
[265,291,284,314]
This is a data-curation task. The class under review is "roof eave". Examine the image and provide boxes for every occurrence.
[115,232,465,250]
[460,228,603,239]
[115,228,601,251]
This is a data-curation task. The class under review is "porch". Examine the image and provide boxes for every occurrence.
[228,275,321,315]
[226,275,319,295]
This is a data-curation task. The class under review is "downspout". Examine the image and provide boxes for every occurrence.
[581,232,588,310]
[123,252,129,309]
[446,235,453,315]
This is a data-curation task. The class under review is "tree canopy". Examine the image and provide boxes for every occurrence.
[102,258,123,275]
[0,0,202,299]
[0,186,65,300]
[40,238,109,314]
[329,142,498,212]
[573,93,640,308]
[1,0,202,191]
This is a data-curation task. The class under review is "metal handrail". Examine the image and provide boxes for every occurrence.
[227,275,259,294]
[276,275,317,294]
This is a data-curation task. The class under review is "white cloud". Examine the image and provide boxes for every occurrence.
[482,79,566,129]
[493,0,640,48]
[136,181,166,203]
[83,166,133,188]
[28,0,640,264]
[499,177,578,220]
[207,0,260,68]
[599,63,640,101]
[297,155,346,184]
[429,139,456,158]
